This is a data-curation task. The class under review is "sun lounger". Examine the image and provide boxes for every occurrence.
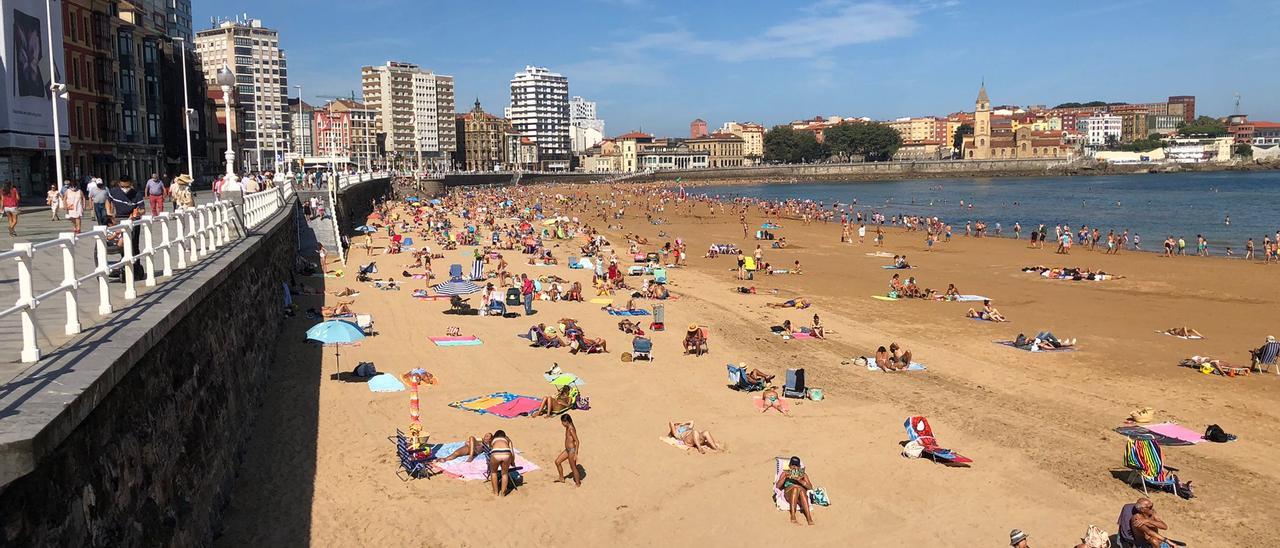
[1122,436,1183,497]
[726,364,765,391]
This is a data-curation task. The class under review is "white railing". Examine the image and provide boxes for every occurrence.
[0,183,297,363]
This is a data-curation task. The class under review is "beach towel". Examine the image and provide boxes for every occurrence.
[367,374,406,392]
[773,458,819,512]
[578,257,593,269]
[881,265,914,269]
[589,298,613,305]
[871,295,899,301]
[660,437,692,451]
[995,341,1075,352]
[471,259,485,281]
[954,295,988,302]
[430,335,483,347]
[486,396,544,418]
[607,309,650,316]
[1113,426,1195,447]
[791,332,816,340]
[1143,423,1206,445]
[866,358,926,372]
[432,446,541,480]
[865,251,894,258]
[753,394,791,413]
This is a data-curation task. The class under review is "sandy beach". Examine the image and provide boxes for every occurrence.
[215,182,1279,547]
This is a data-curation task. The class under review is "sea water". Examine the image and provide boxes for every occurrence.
[700,170,1280,255]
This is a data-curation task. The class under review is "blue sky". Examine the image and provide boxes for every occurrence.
[195,0,1280,137]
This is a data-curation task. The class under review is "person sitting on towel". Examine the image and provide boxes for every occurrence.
[565,282,583,302]
[875,346,892,369]
[966,299,1008,322]
[668,421,723,454]
[888,342,913,371]
[942,283,960,301]
[433,433,493,463]
[810,314,825,339]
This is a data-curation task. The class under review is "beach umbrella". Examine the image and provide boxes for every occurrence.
[355,225,378,233]
[405,197,420,202]
[549,373,584,387]
[307,320,366,378]
[430,198,443,205]
[432,279,481,296]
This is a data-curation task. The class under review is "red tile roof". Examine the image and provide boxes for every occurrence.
[616,131,653,139]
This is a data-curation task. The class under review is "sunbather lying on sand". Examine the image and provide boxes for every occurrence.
[966,299,1008,322]
[767,297,810,309]
[1014,331,1076,350]
[433,433,493,463]
[330,287,360,297]
[1164,327,1203,338]
[668,421,723,454]
[321,300,355,317]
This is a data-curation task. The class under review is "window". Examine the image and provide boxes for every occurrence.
[68,13,77,42]
[122,109,138,136]
[147,113,160,139]
[71,57,80,87]
[75,106,83,137]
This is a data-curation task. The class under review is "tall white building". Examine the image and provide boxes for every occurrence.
[569,96,605,154]
[361,61,456,169]
[509,66,570,169]
[1077,115,1123,146]
[195,19,290,172]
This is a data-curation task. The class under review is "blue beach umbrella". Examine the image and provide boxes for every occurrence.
[405,196,420,202]
[307,320,366,377]
[433,279,481,296]
[355,225,378,233]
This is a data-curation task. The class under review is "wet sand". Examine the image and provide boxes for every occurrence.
[216,185,1279,547]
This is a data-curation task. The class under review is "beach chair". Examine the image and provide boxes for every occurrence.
[505,287,522,307]
[568,256,582,269]
[356,314,375,335]
[392,430,434,481]
[783,368,806,398]
[1253,340,1280,374]
[1123,436,1181,497]
[449,295,472,313]
[646,252,660,264]
[627,265,646,276]
[652,267,668,284]
[649,303,665,331]
[633,253,646,263]
[904,416,973,465]
[631,337,654,361]
[448,263,464,280]
[726,364,765,392]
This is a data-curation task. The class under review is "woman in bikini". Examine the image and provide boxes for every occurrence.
[488,430,515,496]
[966,299,1007,322]
[532,385,577,417]
[760,386,787,414]
[775,456,815,525]
[433,433,492,463]
[667,421,722,454]
[810,314,825,339]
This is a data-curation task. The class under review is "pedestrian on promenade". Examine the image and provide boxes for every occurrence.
[171,175,195,210]
[46,184,62,220]
[554,414,582,487]
[106,176,145,272]
[88,179,109,227]
[2,182,20,236]
[62,180,85,234]
[145,173,166,216]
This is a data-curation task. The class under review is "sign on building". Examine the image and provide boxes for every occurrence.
[0,0,70,150]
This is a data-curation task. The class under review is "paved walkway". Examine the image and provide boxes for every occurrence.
[0,194,222,368]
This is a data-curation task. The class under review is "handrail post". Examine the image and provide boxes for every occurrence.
[173,211,188,269]
[93,226,112,315]
[121,220,137,299]
[206,206,219,252]
[195,206,208,258]
[158,213,173,277]
[14,243,40,362]
[141,218,157,287]
[59,233,81,335]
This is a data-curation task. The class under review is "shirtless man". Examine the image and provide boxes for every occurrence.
[554,414,582,486]
[1131,498,1174,548]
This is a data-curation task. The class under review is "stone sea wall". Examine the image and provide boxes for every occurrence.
[0,202,299,547]
[629,158,1075,183]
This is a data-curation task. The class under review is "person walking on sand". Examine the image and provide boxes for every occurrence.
[554,414,582,487]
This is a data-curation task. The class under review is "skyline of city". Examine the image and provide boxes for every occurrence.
[195,0,1280,137]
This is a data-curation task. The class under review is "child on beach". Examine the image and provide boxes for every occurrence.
[554,414,582,487]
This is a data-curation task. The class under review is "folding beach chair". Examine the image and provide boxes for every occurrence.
[568,256,582,269]
[631,337,654,361]
[1123,436,1181,497]
[646,252,660,264]
[726,364,765,392]
[652,268,668,284]
[1253,340,1280,374]
[505,287,522,307]
[448,263,464,280]
[783,368,806,398]
[649,303,665,331]
[904,416,973,465]
[356,314,375,335]
[391,429,435,481]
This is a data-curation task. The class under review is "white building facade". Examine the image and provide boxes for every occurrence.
[194,19,290,173]
[1077,115,1123,146]
[509,66,571,169]
[361,62,456,169]
[569,96,605,154]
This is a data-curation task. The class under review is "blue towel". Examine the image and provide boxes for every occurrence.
[607,309,650,316]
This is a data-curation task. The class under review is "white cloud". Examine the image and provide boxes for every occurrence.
[630,1,921,62]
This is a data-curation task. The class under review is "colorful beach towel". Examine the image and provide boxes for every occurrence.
[1114,426,1194,447]
[871,295,899,301]
[1143,423,1206,444]
[430,335,483,347]
[881,265,914,269]
[430,444,541,480]
[607,309,650,316]
[448,392,544,418]
[866,359,927,372]
[994,341,1075,352]
[367,374,406,392]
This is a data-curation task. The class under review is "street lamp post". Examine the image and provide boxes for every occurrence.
[216,65,236,180]
[294,84,303,178]
[45,0,67,193]
[173,37,194,177]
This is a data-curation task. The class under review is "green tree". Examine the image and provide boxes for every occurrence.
[952,123,973,153]
[1177,116,1227,137]
[823,122,903,162]
[763,125,829,164]
[1234,143,1253,158]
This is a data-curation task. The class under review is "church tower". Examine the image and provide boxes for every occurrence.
[974,83,991,160]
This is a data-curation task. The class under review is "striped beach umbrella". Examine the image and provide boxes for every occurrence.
[432,279,481,296]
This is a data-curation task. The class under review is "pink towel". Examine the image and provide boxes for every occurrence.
[1143,423,1205,444]
[428,336,479,342]
[753,394,790,413]
[487,396,544,418]
[437,453,541,480]
[791,332,816,340]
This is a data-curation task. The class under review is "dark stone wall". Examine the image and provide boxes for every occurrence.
[335,178,392,234]
[0,205,299,547]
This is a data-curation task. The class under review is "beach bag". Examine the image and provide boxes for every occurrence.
[901,439,925,459]
[853,356,868,367]
[1204,424,1236,443]
[620,352,633,362]
[353,362,377,378]
[1082,525,1110,548]
[808,488,830,507]
[574,396,591,410]
[1129,407,1154,424]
